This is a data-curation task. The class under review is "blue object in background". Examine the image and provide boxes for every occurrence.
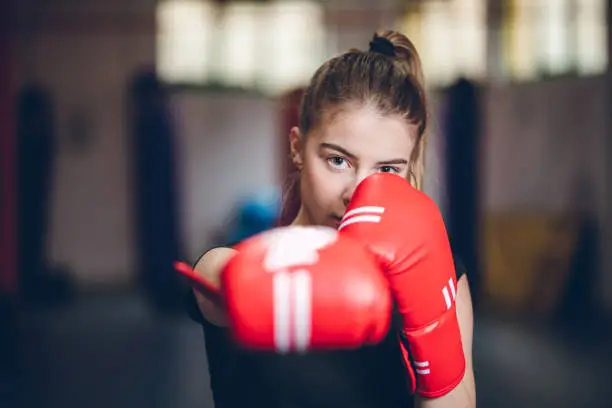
[225,187,281,245]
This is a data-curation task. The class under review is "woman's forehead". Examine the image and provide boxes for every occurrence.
[314,106,416,159]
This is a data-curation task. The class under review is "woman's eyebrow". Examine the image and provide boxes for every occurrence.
[319,142,356,159]
[377,158,408,165]
[320,142,407,165]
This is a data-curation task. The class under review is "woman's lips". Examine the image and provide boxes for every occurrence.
[331,215,343,227]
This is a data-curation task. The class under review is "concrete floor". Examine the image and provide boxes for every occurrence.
[2,292,611,408]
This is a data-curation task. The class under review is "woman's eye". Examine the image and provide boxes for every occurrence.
[328,156,349,169]
[379,166,399,174]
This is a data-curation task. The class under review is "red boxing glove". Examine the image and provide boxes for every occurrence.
[180,226,392,352]
[338,173,465,398]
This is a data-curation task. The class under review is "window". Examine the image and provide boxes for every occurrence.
[575,0,608,75]
[262,1,326,93]
[156,0,326,94]
[538,0,573,75]
[156,0,214,84]
[399,0,607,85]
[215,3,261,87]
[503,0,607,81]
[398,0,487,87]
[503,0,539,80]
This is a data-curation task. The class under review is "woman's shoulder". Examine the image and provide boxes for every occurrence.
[192,246,237,287]
[186,246,237,326]
[194,246,237,269]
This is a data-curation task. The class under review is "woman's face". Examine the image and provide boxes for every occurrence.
[290,104,417,228]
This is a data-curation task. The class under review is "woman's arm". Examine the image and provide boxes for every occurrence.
[416,274,476,408]
[188,247,260,407]
[192,246,237,327]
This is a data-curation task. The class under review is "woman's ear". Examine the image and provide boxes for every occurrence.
[289,127,304,170]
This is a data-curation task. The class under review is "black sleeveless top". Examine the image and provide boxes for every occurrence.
[187,254,467,408]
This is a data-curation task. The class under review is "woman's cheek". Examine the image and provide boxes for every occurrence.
[319,170,350,201]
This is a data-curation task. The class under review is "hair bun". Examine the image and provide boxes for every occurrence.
[373,30,425,87]
[369,36,396,57]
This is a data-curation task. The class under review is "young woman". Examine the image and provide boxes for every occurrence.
[187,29,476,408]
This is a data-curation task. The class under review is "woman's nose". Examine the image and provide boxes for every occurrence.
[342,172,369,207]
[343,194,351,208]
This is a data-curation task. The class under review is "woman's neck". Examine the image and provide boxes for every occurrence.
[290,206,311,227]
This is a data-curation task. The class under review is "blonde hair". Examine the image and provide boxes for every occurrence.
[280,30,428,225]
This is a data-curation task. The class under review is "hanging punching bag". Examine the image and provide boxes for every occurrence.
[443,78,482,307]
[0,5,18,389]
[128,70,183,311]
[0,7,15,298]
[16,84,58,302]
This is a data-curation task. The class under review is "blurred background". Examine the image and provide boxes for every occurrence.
[1,0,611,406]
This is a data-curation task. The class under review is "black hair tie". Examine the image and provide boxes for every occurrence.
[369,37,396,57]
